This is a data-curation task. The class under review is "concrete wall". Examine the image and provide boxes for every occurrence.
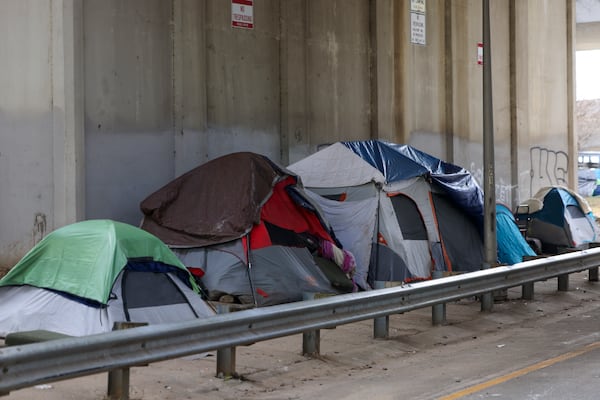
[84,0,176,223]
[0,0,85,270]
[0,1,53,268]
[514,1,573,200]
[0,0,575,268]
[576,22,600,50]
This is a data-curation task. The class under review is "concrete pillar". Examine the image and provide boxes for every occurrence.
[566,0,576,190]
[280,0,308,165]
[444,0,454,163]
[370,0,397,140]
[172,0,209,176]
[577,21,600,50]
[51,0,85,226]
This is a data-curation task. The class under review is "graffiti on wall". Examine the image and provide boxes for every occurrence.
[528,146,568,198]
[32,212,46,246]
[469,163,516,205]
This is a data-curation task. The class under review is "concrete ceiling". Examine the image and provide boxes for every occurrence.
[577,0,600,23]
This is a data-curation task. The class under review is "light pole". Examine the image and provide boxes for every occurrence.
[481,0,496,312]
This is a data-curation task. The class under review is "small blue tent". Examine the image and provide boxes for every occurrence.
[516,186,600,252]
[496,204,536,264]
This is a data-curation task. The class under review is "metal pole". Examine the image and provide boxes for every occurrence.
[431,270,447,325]
[481,0,496,312]
[302,329,321,356]
[302,293,323,353]
[107,322,147,400]
[558,274,570,292]
[107,368,129,400]
[522,282,534,300]
[215,304,237,378]
[373,281,390,338]
[589,245,600,281]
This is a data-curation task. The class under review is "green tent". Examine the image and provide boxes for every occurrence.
[0,219,197,305]
[0,220,214,337]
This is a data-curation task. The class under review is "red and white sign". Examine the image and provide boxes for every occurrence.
[477,42,483,65]
[232,0,254,29]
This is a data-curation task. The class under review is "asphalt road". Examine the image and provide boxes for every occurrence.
[3,270,600,400]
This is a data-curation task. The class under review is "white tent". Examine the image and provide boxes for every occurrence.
[289,143,484,288]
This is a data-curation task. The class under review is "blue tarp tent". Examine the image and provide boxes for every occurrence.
[343,140,484,230]
[288,141,485,284]
[343,140,534,265]
[290,140,535,284]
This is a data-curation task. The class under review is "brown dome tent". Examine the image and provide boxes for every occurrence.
[140,152,356,306]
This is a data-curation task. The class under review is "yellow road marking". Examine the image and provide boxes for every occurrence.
[439,341,600,400]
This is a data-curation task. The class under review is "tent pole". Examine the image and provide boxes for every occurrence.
[374,188,381,282]
[481,0,496,312]
[245,235,259,307]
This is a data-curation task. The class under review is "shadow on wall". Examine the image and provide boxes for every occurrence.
[0,256,20,278]
[0,213,48,278]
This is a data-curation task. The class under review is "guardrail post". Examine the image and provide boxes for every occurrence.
[431,271,446,325]
[372,281,389,338]
[558,274,569,291]
[521,256,540,299]
[107,366,130,400]
[302,329,321,355]
[522,282,534,300]
[589,244,600,281]
[216,304,237,378]
[302,293,322,354]
[480,264,493,312]
[107,322,147,400]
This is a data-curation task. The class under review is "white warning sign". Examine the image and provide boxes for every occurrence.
[232,0,254,29]
[410,11,426,45]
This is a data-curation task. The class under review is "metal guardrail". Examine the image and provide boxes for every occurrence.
[2,248,600,395]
